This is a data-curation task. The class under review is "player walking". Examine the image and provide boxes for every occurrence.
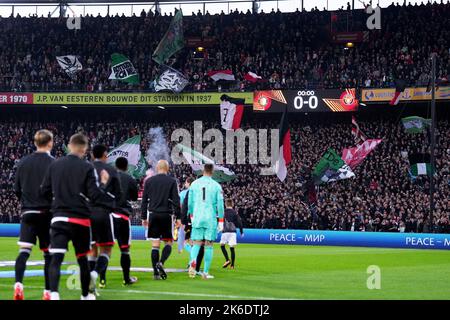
[220,199,244,269]
[141,160,180,280]
[187,164,224,279]
[40,133,115,300]
[107,157,139,285]
[88,145,122,291]
[180,177,204,274]
[13,130,55,300]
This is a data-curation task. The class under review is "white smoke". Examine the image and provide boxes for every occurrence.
[145,127,171,169]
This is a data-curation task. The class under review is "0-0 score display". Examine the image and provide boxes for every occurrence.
[293,91,318,110]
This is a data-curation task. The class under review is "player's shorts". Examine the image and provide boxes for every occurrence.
[184,224,192,241]
[147,212,173,241]
[90,210,115,247]
[49,216,92,258]
[191,227,217,242]
[18,210,51,251]
[112,213,131,250]
[220,232,237,247]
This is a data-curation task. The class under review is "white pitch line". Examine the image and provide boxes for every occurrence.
[0,283,297,300]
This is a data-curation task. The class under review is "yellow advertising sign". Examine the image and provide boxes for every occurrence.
[32,92,253,106]
[361,86,450,102]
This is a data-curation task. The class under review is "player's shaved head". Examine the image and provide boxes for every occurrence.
[156,159,169,174]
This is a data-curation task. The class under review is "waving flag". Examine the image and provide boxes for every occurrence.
[351,116,367,145]
[401,116,431,134]
[273,106,291,182]
[342,139,382,169]
[208,70,235,82]
[109,53,139,84]
[220,95,245,130]
[151,65,189,93]
[313,148,355,185]
[152,10,184,65]
[409,153,433,177]
[56,55,82,78]
[176,144,236,183]
[389,79,407,105]
[107,135,146,178]
[244,72,263,83]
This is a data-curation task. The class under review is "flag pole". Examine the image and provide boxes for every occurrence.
[429,52,437,232]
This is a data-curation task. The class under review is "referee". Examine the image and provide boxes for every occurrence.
[141,160,180,280]
[13,129,55,300]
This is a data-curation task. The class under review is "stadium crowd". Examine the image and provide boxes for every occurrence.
[0,109,449,233]
[0,1,448,92]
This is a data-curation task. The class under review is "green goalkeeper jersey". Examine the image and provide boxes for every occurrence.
[188,176,224,229]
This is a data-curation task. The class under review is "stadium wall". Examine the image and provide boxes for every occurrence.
[1,224,450,250]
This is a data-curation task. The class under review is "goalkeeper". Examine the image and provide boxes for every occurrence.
[187,164,224,279]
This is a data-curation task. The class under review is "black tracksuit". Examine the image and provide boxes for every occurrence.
[223,208,244,234]
[15,152,55,211]
[41,154,116,218]
[141,173,180,241]
[116,170,138,216]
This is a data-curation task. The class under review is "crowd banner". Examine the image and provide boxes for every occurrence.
[24,92,253,106]
[362,86,450,103]
[1,224,450,250]
[253,89,358,112]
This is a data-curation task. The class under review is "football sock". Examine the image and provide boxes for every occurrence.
[196,245,205,272]
[88,256,97,272]
[77,255,90,297]
[94,253,110,276]
[203,246,213,274]
[15,248,31,283]
[230,247,236,266]
[49,253,65,292]
[190,244,201,264]
[160,244,172,264]
[221,245,229,261]
[120,251,131,282]
[184,243,192,253]
[151,248,160,275]
[43,251,51,290]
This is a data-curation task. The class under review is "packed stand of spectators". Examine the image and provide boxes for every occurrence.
[0,2,448,92]
[0,108,449,233]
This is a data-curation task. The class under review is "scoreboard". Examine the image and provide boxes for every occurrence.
[253,89,358,112]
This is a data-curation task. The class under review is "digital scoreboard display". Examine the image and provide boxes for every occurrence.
[253,89,358,112]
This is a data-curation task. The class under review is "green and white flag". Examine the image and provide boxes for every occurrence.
[152,10,184,65]
[410,163,433,176]
[409,153,433,177]
[109,53,139,84]
[107,135,146,178]
[175,144,236,183]
[312,148,355,185]
[401,116,431,134]
[62,143,69,155]
[151,65,189,93]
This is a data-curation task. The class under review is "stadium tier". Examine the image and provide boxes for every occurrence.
[0,106,449,233]
[0,2,448,92]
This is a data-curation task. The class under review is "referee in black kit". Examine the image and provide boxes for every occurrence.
[13,129,55,301]
[40,133,116,300]
[141,160,180,280]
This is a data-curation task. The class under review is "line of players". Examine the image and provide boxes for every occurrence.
[13,129,244,300]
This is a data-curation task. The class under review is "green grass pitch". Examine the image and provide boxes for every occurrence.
[1,237,450,300]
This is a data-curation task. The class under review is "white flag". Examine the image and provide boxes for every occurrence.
[56,55,82,77]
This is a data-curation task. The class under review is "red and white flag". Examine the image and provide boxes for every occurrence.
[273,106,292,181]
[220,95,245,130]
[244,72,263,83]
[208,69,235,81]
[352,116,367,145]
[342,139,382,169]
[389,79,407,105]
